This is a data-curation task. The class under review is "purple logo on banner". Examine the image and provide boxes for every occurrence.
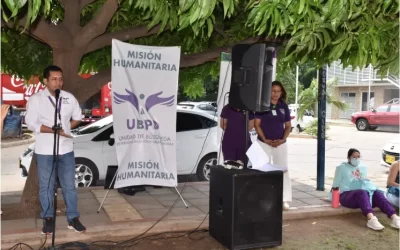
[113,89,175,130]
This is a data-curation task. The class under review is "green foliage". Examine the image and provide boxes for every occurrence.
[303,119,330,139]
[275,62,304,104]
[2,0,53,28]
[1,0,399,99]
[245,0,399,75]
[298,62,317,89]
[298,78,348,120]
[1,29,52,82]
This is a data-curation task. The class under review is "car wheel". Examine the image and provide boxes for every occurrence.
[369,126,378,131]
[356,118,369,131]
[75,158,99,188]
[196,153,218,182]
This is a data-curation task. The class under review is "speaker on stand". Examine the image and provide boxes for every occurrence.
[209,43,283,249]
[228,43,276,112]
[209,166,283,250]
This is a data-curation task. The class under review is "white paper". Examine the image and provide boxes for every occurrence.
[246,140,288,173]
[246,140,270,169]
[253,163,287,173]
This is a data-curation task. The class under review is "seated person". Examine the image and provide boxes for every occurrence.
[331,148,400,230]
[386,161,399,208]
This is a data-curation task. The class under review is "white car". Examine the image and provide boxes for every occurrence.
[288,104,315,132]
[19,109,219,187]
[178,101,218,116]
[381,135,400,168]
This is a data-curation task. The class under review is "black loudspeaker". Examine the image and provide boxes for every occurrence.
[209,166,283,250]
[229,43,276,112]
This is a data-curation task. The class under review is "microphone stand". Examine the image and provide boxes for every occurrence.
[49,92,62,250]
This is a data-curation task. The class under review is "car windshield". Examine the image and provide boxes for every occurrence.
[76,115,113,135]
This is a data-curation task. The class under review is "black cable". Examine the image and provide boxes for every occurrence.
[89,61,232,249]
[12,60,232,250]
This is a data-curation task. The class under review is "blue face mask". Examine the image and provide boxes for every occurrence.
[350,158,360,166]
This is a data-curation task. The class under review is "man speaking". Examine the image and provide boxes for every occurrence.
[25,65,86,235]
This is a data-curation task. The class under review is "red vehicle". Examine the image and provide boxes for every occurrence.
[1,73,112,124]
[80,80,113,124]
[351,103,400,131]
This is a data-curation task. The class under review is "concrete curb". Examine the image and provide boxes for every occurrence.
[289,133,317,139]
[1,134,35,148]
[0,205,381,249]
[328,122,354,127]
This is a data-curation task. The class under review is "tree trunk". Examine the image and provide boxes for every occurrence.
[20,154,41,216]
[52,49,84,94]
[52,48,111,104]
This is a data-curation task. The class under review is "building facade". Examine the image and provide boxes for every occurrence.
[326,61,399,120]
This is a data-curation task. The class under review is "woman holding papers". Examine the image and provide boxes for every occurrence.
[220,104,254,165]
[254,81,292,210]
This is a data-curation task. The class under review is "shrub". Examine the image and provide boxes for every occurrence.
[303,119,330,139]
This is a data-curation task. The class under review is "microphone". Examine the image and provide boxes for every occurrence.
[55,89,60,100]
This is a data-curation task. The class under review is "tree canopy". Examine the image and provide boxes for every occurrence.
[1,0,398,102]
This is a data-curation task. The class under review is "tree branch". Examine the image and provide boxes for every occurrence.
[1,18,10,28]
[80,0,97,10]
[180,37,263,68]
[75,68,112,103]
[85,25,162,54]
[76,36,283,102]
[214,26,228,38]
[77,0,119,46]
[31,18,67,48]
[59,0,81,35]
[1,16,64,47]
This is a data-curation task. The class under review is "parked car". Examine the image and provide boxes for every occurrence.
[19,109,219,187]
[288,104,315,132]
[351,104,399,131]
[178,101,218,116]
[381,135,400,168]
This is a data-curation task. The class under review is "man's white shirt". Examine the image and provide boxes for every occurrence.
[25,88,82,155]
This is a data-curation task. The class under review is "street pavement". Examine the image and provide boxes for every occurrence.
[1,125,398,192]
[289,125,398,185]
[1,144,27,193]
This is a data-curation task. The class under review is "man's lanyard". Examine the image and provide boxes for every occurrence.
[48,96,62,120]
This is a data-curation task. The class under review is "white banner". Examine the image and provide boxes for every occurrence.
[216,52,277,164]
[111,39,180,188]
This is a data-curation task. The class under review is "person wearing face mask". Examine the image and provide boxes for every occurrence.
[331,148,400,230]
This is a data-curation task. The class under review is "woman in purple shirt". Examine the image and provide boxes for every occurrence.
[255,81,292,210]
[220,104,254,165]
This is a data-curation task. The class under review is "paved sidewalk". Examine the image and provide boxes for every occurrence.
[1,133,35,148]
[0,176,391,249]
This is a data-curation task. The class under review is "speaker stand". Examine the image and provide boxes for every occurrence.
[243,110,249,169]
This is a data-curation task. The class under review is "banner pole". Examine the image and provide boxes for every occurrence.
[97,169,119,213]
[174,187,189,208]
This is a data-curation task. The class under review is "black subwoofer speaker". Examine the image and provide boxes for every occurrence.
[209,166,283,250]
